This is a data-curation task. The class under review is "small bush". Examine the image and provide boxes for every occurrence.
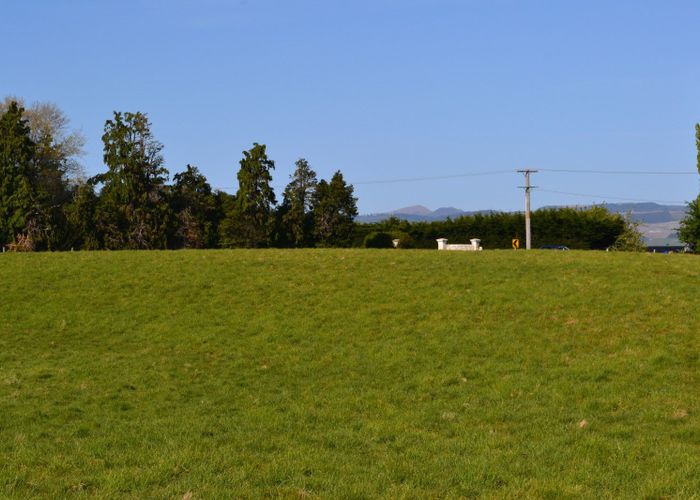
[364,231,394,248]
[391,231,415,249]
[609,216,647,252]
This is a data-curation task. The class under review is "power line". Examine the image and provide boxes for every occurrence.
[211,168,696,211]
[538,188,687,205]
[538,168,696,175]
[352,168,696,185]
[212,167,697,190]
[353,170,514,185]
[212,170,513,190]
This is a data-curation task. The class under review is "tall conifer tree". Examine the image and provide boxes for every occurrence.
[95,111,171,249]
[312,170,357,247]
[281,158,317,247]
[171,164,218,248]
[222,143,276,247]
[0,102,38,248]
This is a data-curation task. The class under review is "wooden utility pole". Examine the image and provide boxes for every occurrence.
[517,169,537,250]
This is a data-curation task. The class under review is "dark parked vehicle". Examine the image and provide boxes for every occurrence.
[539,245,570,250]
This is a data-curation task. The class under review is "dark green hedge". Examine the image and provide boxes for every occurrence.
[353,206,625,250]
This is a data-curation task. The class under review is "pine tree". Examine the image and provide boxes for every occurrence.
[171,164,218,248]
[95,111,171,249]
[222,143,276,248]
[281,158,317,247]
[312,170,357,247]
[63,181,100,250]
[0,102,38,248]
[2,97,86,250]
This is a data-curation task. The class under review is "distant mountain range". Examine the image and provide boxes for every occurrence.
[358,202,686,224]
[544,202,688,225]
[357,205,495,223]
[356,202,688,242]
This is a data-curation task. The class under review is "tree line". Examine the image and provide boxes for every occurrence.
[0,99,357,251]
[4,97,689,253]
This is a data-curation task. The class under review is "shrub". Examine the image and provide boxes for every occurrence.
[392,231,415,249]
[609,215,647,252]
[363,231,394,248]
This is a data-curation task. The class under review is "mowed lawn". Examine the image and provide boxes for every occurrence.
[1,249,699,498]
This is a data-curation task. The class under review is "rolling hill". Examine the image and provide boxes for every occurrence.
[1,250,698,497]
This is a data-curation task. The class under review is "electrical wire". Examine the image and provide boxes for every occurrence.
[212,168,696,208]
[213,168,696,190]
[212,170,514,190]
[352,170,514,185]
[538,168,697,175]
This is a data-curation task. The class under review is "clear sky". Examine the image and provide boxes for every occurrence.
[3,0,699,213]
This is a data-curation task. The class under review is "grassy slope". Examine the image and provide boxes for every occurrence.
[0,249,699,498]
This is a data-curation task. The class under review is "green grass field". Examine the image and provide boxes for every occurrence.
[1,249,699,498]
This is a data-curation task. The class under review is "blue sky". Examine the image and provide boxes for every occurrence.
[3,0,699,213]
